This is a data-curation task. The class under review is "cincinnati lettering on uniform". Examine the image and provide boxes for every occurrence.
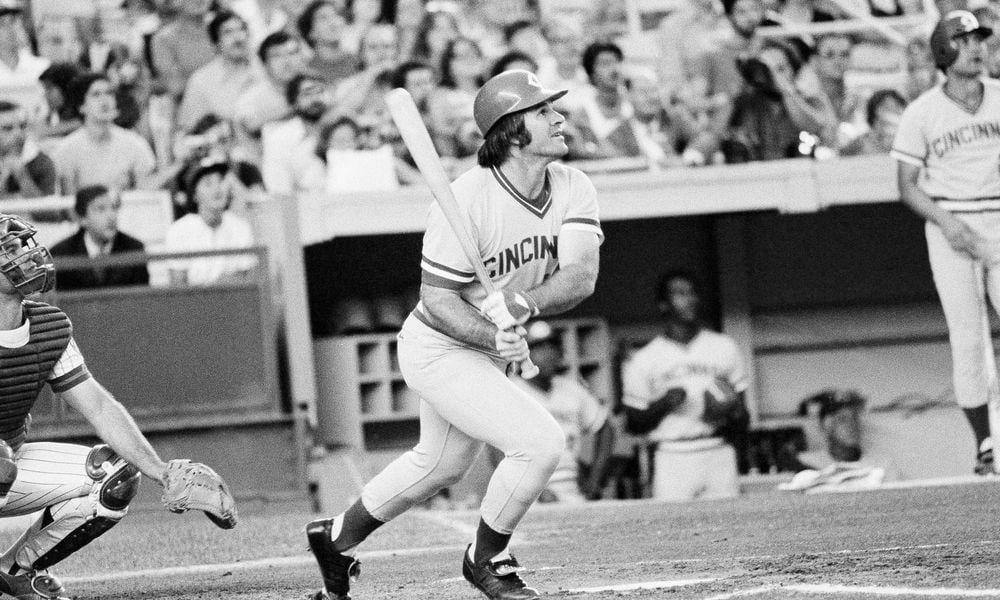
[485,235,557,277]
[930,121,1000,158]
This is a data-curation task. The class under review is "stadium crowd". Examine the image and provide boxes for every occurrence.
[0,0,975,208]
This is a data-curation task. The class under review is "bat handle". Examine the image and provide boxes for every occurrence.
[519,357,539,379]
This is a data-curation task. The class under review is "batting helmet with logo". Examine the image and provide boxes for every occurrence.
[473,70,567,136]
[930,10,993,70]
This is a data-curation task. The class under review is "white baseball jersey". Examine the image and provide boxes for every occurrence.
[891,79,1000,207]
[413,162,603,340]
[621,330,748,442]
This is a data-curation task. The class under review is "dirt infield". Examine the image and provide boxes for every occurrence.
[12,477,1000,599]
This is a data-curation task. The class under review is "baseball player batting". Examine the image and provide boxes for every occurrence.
[0,213,235,600]
[892,10,1000,475]
[306,70,603,600]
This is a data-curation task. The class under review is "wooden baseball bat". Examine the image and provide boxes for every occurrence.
[384,88,539,379]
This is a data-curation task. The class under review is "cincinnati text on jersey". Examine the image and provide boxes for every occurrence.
[485,235,557,277]
[931,120,1000,158]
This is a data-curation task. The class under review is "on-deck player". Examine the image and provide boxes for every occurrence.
[0,214,224,600]
[306,69,603,600]
[892,10,1000,474]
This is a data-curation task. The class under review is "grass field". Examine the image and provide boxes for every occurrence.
[12,475,1000,599]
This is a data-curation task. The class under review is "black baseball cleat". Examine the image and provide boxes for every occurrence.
[974,445,994,475]
[462,545,540,600]
[306,519,361,600]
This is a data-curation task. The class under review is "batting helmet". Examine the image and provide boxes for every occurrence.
[930,10,993,70]
[473,70,567,136]
[0,214,54,296]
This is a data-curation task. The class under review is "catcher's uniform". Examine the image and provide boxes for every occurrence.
[891,79,1000,412]
[621,330,747,501]
[0,300,138,574]
[360,162,602,533]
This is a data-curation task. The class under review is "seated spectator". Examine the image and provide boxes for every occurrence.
[177,10,266,133]
[296,0,358,88]
[777,390,895,493]
[105,43,154,133]
[37,62,83,139]
[170,114,264,217]
[974,4,1000,78]
[510,321,613,503]
[261,72,331,196]
[488,50,538,78]
[428,36,485,159]
[164,161,257,286]
[839,89,906,156]
[0,100,56,198]
[562,41,635,161]
[903,36,937,102]
[457,0,534,63]
[53,72,156,194]
[149,0,216,103]
[809,33,866,148]
[234,30,305,151]
[722,40,836,162]
[654,0,728,93]
[621,270,750,502]
[503,19,550,71]
[0,1,50,123]
[34,14,85,67]
[330,23,400,127]
[299,116,404,195]
[49,184,149,289]
[409,8,461,72]
[537,18,590,116]
[340,0,385,55]
[394,0,428,62]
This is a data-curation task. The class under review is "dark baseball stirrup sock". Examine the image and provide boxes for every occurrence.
[473,518,512,564]
[963,405,991,450]
[332,500,385,552]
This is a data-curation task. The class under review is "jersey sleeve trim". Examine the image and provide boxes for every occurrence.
[562,218,604,241]
[50,365,91,393]
[421,270,467,290]
[890,148,924,166]
[420,255,475,284]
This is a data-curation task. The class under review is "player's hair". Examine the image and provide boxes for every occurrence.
[477,111,531,167]
[582,41,623,81]
[257,30,296,64]
[655,268,700,305]
[208,10,246,45]
[74,185,110,217]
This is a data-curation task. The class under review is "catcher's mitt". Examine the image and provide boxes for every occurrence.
[161,459,238,529]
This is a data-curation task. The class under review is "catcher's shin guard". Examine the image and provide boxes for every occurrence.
[13,445,140,571]
[307,519,361,600]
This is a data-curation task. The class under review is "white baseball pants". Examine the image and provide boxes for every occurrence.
[360,315,564,534]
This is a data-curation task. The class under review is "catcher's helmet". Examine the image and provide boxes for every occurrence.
[473,70,567,136]
[931,10,993,70]
[0,214,54,296]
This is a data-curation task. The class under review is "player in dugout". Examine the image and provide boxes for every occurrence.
[305,70,603,600]
[0,213,236,600]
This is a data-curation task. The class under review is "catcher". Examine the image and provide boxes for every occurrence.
[0,213,236,600]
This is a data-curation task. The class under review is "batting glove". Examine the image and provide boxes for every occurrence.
[494,326,529,362]
[481,290,539,330]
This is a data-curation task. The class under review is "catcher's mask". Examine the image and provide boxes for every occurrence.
[0,214,55,296]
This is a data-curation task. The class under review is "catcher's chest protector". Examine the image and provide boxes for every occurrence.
[0,301,71,451]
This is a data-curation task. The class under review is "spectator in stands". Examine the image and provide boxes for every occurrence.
[654,0,728,94]
[503,20,550,71]
[621,270,750,502]
[975,4,1000,78]
[776,390,894,492]
[341,0,385,55]
[0,101,56,198]
[50,184,149,289]
[261,72,330,196]
[409,8,461,72]
[511,321,614,504]
[296,0,357,87]
[903,36,937,102]
[456,0,535,62]
[301,115,408,194]
[177,10,265,132]
[810,33,865,148]
[563,41,634,161]
[331,22,399,128]
[164,161,257,286]
[34,15,84,67]
[392,60,436,117]
[394,0,427,61]
[537,19,589,115]
[234,30,305,148]
[38,62,83,139]
[0,0,49,123]
[429,36,485,159]
[105,43,154,133]
[488,50,538,78]
[171,114,264,216]
[722,39,835,162]
[150,0,216,103]
[53,72,156,194]
[839,89,905,156]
